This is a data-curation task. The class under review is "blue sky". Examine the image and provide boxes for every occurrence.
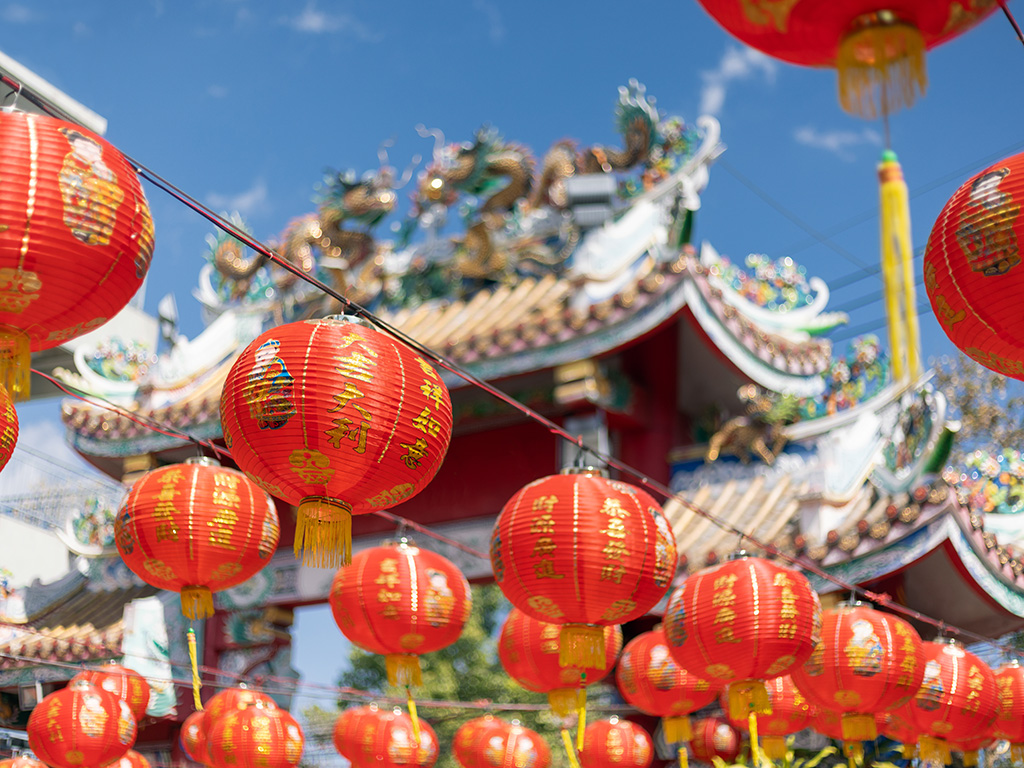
[3,0,1024,724]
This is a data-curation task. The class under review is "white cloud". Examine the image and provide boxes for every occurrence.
[473,0,504,43]
[206,178,270,218]
[699,46,776,116]
[2,4,34,23]
[793,125,882,160]
[72,20,90,36]
[281,2,380,40]
[207,84,228,99]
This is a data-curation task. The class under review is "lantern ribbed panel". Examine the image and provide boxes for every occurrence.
[0,759,47,768]
[453,716,511,768]
[924,153,1024,378]
[333,707,437,768]
[454,719,550,768]
[490,471,677,626]
[114,459,280,619]
[688,718,740,765]
[0,112,154,352]
[580,719,653,768]
[906,641,998,751]
[26,679,137,768]
[791,603,924,720]
[880,707,920,746]
[107,750,152,768]
[72,663,151,723]
[206,704,303,768]
[201,688,279,740]
[723,677,812,737]
[616,629,715,717]
[182,710,212,766]
[220,318,452,567]
[663,556,821,685]
[994,661,1024,745]
[329,541,471,685]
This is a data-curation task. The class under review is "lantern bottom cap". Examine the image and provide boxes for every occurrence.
[558,624,607,670]
[663,716,692,745]
[385,653,423,688]
[836,19,926,119]
[181,585,214,620]
[295,496,352,569]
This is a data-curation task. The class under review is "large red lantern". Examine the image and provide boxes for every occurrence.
[333,706,438,768]
[454,718,551,768]
[0,111,155,399]
[71,662,151,723]
[923,152,1024,380]
[107,750,152,768]
[27,678,137,768]
[329,540,471,687]
[114,457,280,619]
[790,602,924,742]
[905,639,998,766]
[687,718,741,766]
[663,554,820,720]
[491,468,677,668]
[616,628,716,744]
[693,1,997,118]
[182,709,212,766]
[220,316,453,568]
[500,606,622,718]
[206,701,303,768]
[580,718,653,768]
[453,716,511,768]
[723,677,811,761]
[994,660,1024,760]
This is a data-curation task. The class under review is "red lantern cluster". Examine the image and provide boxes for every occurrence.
[114,457,280,619]
[616,628,715,743]
[71,662,151,723]
[182,709,212,766]
[723,677,811,761]
[452,717,550,768]
[500,606,622,717]
[220,316,453,568]
[491,469,676,668]
[791,602,924,742]
[333,706,438,768]
[924,151,1024,380]
[27,679,137,768]
[206,699,303,768]
[580,718,653,768]
[688,718,741,766]
[663,554,820,719]
[0,111,155,399]
[329,540,471,687]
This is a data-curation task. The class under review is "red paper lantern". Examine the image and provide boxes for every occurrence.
[114,457,280,618]
[0,383,17,473]
[182,709,212,766]
[206,702,303,768]
[693,1,997,118]
[329,540,471,687]
[201,687,279,739]
[790,602,924,742]
[905,640,998,766]
[500,606,622,717]
[723,677,811,761]
[491,468,677,668]
[0,758,47,768]
[107,750,152,768]
[453,716,511,768]
[333,706,438,768]
[687,718,741,766]
[994,660,1024,759]
[220,316,453,567]
[580,718,653,768]
[0,111,155,399]
[454,718,550,768]
[27,679,137,768]
[616,628,716,744]
[72,662,151,723]
[923,152,1024,379]
[663,554,821,719]
[330,705,365,763]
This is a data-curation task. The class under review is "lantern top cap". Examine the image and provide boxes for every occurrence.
[725,550,751,561]
[838,599,869,609]
[1002,659,1022,669]
[559,466,609,478]
[316,313,376,330]
[184,456,220,468]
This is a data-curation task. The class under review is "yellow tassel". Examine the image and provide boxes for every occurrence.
[385,654,423,688]
[843,741,864,767]
[900,743,917,760]
[748,712,761,768]
[576,688,587,753]
[548,688,582,718]
[0,327,30,401]
[406,689,421,743]
[919,735,951,766]
[295,497,352,568]
[187,628,203,710]
[836,17,926,119]
[840,713,877,742]
[961,750,979,767]
[1013,744,1024,763]
[762,736,786,761]
[559,624,606,669]
[678,746,689,768]
[561,729,582,768]
[180,586,214,620]
[727,680,772,721]
[663,716,692,744]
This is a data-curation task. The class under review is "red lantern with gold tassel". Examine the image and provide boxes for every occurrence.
[26,679,137,768]
[0,110,155,400]
[454,718,550,768]
[114,457,280,620]
[905,639,998,766]
[107,750,152,768]
[693,1,997,119]
[688,718,741,766]
[334,706,438,768]
[72,662,151,723]
[723,677,812,762]
[501,606,621,726]
[182,709,212,766]
[791,602,925,743]
[580,718,653,768]
[453,716,512,768]
[616,628,716,747]
[994,660,1024,761]
[206,701,303,768]
[923,151,1024,379]
[663,553,820,764]
[491,468,677,669]
[220,316,453,568]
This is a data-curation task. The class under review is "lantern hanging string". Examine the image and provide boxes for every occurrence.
[560,729,581,768]
[999,1,1024,49]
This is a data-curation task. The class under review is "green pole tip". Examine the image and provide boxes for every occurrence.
[881,149,898,163]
